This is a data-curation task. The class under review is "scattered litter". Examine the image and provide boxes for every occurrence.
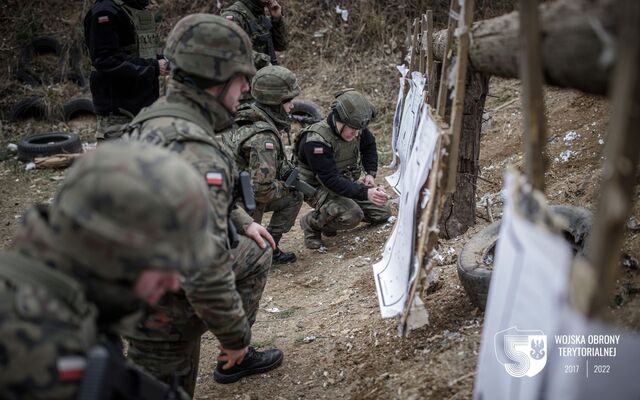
[598,139,605,145]
[82,142,96,152]
[556,150,576,163]
[335,254,344,260]
[25,162,36,171]
[302,335,316,343]
[387,215,397,223]
[7,143,17,153]
[316,246,328,253]
[622,253,639,270]
[313,28,329,38]
[563,131,578,142]
[335,5,348,22]
[264,307,281,313]
[50,175,65,181]
[627,216,640,232]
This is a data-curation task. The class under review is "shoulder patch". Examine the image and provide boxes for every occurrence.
[98,15,110,24]
[205,171,225,186]
[57,356,86,382]
[226,15,234,20]
[313,147,324,155]
[265,142,274,150]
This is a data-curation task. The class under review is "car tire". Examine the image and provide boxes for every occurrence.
[457,205,592,310]
[291,99,324,125]
[63,98,95,121]
[17,132,83,162]
[10,97,48,121]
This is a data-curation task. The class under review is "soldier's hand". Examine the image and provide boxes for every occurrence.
[367,187,389,206]
[363,174,376,187]
[265,0,282,19]
[218,346,248,369]
[158,59,169,76]
[244,221,276,249]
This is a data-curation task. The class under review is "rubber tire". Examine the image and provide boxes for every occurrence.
[457,205,592,310]
[66,43,87,87]
[30,37,62,57]
[291,99,324,125]
[17,132,82,162]
[63,98,95,121]
[16,37,62,87]
[13,68,41,86]
[10,97,48,121]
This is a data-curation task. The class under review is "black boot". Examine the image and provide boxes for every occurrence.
[269,231,297,264]
[213,347,284,384]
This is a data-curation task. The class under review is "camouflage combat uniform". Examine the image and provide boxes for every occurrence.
[221,0,288,66]
[0,142,213,399]
[295,90,391,248]
[120,14,277,394]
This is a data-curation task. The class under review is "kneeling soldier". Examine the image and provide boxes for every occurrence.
[294,89,392,249]
[225,65,303,264]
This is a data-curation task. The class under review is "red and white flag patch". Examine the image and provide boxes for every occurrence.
[57,356,86,382]
[206,171,224,186]
[226,15,234,20]
[98,15,110,24]
[313,147,324,155]
[265,142,274,150]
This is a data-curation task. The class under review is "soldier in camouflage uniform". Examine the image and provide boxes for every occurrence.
[120,14,283,393]
[0,141,213,399]
[84,0,168,141]
[294,89,392,249]
[224,65,303,264]
[221,0,288,66]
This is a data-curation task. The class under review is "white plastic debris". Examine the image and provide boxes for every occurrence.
[25,162,36,171]
[7,143,17,153]
[264,307,281,313]
[598,139,605,145]
[335,5,348,22]
[563,131,578,142]
[557,150,576,163]
[302,335,316,343]
[387,215,397,223]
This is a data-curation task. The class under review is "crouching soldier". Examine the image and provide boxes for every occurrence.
[225,65,303,264]
[0,142,213,399]
[294,89,392,249]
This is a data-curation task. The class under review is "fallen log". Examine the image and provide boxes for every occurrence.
[434,0,617,95]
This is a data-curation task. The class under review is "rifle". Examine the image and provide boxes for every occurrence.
[77,345,185,400]
[283,168,317,199]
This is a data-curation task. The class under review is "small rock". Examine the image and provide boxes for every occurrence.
[25,162,36,171]
[627,217,640,232]
[302,335,316,343]
[622,253,639,270]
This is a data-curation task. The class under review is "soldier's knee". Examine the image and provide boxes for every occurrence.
[335,206,364,229]
[365,206,392,224]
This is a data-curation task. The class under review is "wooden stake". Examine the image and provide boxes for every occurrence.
[409,18,420,73]
[570,0,640,318]
[445,0,475,193]
[419,14,427,74]
[519,0,547,193]
[436,0,459,118]
[425,10,436,106]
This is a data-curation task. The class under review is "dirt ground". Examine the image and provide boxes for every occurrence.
[1,1,639,399]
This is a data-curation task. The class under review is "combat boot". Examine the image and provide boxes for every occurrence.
[300,213,324,249]
[268,231,297,264]
[213,347,284,384]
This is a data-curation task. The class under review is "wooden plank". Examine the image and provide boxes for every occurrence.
[570,0,640,318]
[419,14,427,74]
[445,0,475,193]
[425,10,436,106]
[409,18,420,73]
[519,0,547,193]
[436,0,459,118]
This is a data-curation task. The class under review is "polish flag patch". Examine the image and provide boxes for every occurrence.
[265,142,274,150]
[57,356,86,382]
[98,15,110,24]
[226,15,234,20]
[206,171,224,186]
[313,147,324,155]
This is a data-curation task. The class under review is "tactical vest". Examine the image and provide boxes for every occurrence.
[0,251,97,342]
[226,1,277,64]
[227,104,287,172]
[295,121,361,187]
[115,0,158,59]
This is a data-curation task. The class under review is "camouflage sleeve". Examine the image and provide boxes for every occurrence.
[243,132,285,204]
[220,9,249,34]
[177,142,251,349]
[271,16,288,51]
[0,284,91,398]
[230,205,254,233]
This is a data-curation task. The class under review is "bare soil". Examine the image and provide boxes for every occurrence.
[0,2,638,400]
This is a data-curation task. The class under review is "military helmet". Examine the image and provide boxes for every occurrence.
[49,141,215,282]
[330,88,375,130]
[251,65,301,106]
[164,14,256,85]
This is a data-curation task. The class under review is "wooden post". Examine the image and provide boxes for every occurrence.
[409,19,420,73]
[436,0,459,118]
[419,14,427,74]
[570,0,640,317]
[425,10,436,106]
[519,0,547,193]
[446,0,475,193]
